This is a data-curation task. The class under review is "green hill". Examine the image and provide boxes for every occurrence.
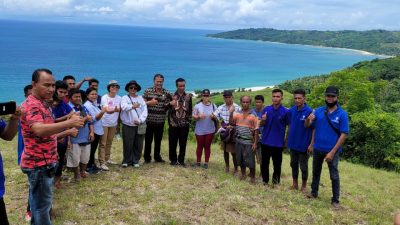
[1,139,399,224]
[207,28,400,56]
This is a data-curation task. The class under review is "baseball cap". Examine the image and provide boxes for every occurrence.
[325,86,339,96]
[223,90,233,97]
[202,89,211,96]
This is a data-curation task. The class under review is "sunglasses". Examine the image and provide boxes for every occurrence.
[129,86,137,90]
[110,85,120,89]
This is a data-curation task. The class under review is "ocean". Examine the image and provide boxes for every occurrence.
[0,20,379,103]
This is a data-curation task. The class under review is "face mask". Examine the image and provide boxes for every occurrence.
[325,100,337,108]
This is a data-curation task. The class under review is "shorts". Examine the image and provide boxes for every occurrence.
[235,142,255,169]
[220,141,235,153]
[67,143,90,167]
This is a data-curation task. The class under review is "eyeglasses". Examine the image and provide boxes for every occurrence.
[129,86,136,90]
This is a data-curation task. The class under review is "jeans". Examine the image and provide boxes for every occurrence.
[311,150,340,203]
[168,125,190,164]
[22,164,56,225]
[290,149,309,180]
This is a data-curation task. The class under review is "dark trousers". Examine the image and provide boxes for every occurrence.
[290,149,309,180]
[261,144,283,184]
[168,125,190,164]
[55,144,67,177]
[311,150,340,203]
[0,197,9,225]
[88,134,101,168]
[144,123,164,162]
[122,124,145,164]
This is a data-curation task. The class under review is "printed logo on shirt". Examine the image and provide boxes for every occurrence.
[300,115,306,121]
[332,117,340,123]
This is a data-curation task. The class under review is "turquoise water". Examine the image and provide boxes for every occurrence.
[0,20,379,103]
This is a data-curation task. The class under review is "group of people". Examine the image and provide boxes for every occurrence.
[0,68,350,225]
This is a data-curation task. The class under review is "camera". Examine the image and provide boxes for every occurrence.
[0,101,16,116]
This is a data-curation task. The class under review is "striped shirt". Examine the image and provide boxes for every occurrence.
[231,111,259,145]
[213,103,241,124]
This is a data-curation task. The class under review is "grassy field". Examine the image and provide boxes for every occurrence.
[1,136,400,224]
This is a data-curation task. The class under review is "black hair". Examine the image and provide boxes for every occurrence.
[68,88,81,99]
[80,90,87,103]
[55,80,68,92]
[85,87,97,96]
[63,75,75,81]
[175,78,185,86]
[23,85,32,95]
[153,73,164,81]
[89,78,99,85]
[254,95,264,102]
[272,88,283,96]
[293,88,306,96]
[32,68,52,82]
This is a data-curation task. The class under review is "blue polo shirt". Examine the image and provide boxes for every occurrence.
[312,105,349,153]
[261,105,289,148]
[17,121,24,165]
[0,119,7,198]
[288,104,313,152]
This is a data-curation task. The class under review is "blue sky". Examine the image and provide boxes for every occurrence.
[0,0,399,30]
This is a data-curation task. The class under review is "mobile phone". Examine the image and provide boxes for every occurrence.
[0,101,16,115]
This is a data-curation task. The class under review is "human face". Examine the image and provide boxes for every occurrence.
[176,81,185,93]
[24,89,32,98]
[154,77,164,89]
[255,99,264,110]
[202,95,210,103]
[241,97,251,110]
[87,90,98,103]
[223,96,233,105]
[70,93,82,106]
[294,94,305,108]
[325,94,338,108]
[109,84,120,94]
[128,85,137,96]
[89,82,99,90]
[32,72,55,100]
[56,88,68,100]
[65,79,75,90]
[272,92,282,106]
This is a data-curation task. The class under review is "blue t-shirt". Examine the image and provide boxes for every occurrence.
[261,105,289,148]
[312,105,349,153]
[251,108,263,142]
[287,104,313,152]
[52,101,72,119]
[0,119,7,197]
[69,103,92,144]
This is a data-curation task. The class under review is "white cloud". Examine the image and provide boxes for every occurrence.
[0,0,399,30]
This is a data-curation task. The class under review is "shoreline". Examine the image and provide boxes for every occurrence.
[189,85,274,97]
[210,36,393,58]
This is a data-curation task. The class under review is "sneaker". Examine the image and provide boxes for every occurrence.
[25,211,32,222]
[100,164,109,171]
[331,202,341,210]
[306,193,318,199]
[122,163,128,168]
[202,163,209,169]
[107,159,117,165]
[88,167,100,174]
[133,164,140,168]
[192,162,201,167]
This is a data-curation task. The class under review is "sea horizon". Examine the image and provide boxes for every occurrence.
[0,20,382,103]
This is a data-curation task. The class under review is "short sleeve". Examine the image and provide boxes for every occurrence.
[100,95,107,107]
[339,112,349,134]
[0,119,6,133]
[25,103,45,127]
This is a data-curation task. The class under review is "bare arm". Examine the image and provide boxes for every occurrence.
[31,114,84,137]
[0,116,19,141]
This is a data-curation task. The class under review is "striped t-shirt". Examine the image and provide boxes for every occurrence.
[231,111,259,145]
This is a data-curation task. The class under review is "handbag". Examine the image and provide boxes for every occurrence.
[127,95,147,135]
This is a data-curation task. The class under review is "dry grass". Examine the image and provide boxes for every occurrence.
[1,138,400,224]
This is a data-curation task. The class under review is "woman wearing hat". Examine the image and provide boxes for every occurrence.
[192,89,217,169]
[120,80,148,168]
[99,80,121,171]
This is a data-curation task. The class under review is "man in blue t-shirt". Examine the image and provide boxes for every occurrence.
[0,111,20,225]
[260,89,289,185]
[287,89,313,192]
[305,86,349,209]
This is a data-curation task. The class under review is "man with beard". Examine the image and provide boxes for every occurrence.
[305,86,349,209]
